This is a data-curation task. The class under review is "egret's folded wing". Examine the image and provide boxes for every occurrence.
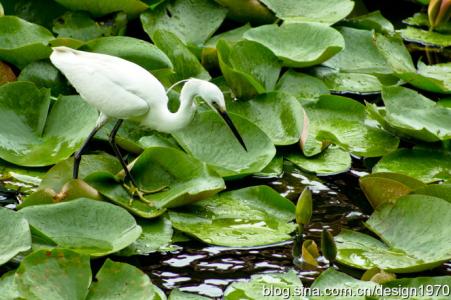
[50,49,167,119]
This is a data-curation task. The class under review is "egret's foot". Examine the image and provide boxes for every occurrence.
[123,183,168,205]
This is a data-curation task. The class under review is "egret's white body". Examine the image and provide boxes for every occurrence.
[50,46,225,133]
[50,46,246,184]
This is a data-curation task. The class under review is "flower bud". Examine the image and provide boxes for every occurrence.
[429,0,451,29]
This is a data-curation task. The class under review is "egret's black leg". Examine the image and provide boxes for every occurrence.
[108,119,139,187]
[73,125,102,179]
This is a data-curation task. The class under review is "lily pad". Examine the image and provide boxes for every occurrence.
[17,61,72,96]
[373,148,451,183]
[214,0,275,24]
[169,186,296,247]
[313,67,383,94]
[276,70,329,105]
[254,155,283,178]
[224,269,302,299]
[323,27,392,74]
[141,0,227,46]
[130,147,225,208]
[82,36,173,72]
[336,195,451,272]
[85,172,167,218]
[415,184,451,203]
[399,26,451,47]
[53,0,148,17]
[19,198,142,256]
[217,39,281,99]
[152,30,210,84]
[367,86,451,142]
[287,147,352,176]
[0,82,98,166]
[244,23,344,68]
[173,111,276,178]
[341,10,395,34]
[0,16,53,68]
[260,0,354,25]
[302,95,399,157]
[0,271,21,300]
[404,12,451,34]
[87,259,165,300]
[360,172,426,208]
[0,208,31,265]
[169,289,211,300]
[15,249,92,300]
[119,217,175,256]
[53,11,127,41]
[39,153,121,192]
[227,92,304,145]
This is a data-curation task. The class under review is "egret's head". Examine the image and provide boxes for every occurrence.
[187,79,247,151]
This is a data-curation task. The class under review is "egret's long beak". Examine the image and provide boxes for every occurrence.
[213,105,247,151]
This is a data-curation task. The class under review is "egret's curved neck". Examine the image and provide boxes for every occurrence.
[140,79,202,133]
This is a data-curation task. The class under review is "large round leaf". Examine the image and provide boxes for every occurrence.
[367,86,451,142]
[0,208,31,265]
[336,195,451,272]
[53,0,148,17]
[400,27,451,47]
[15,249,92,300]
[0,82,98,167]
[227,92,304,145]
[131,147,225,208]
[169,186,296,247]
[172,111,276,178]
[373,148,451,183]
[260,0,354,25]
[82,36,173,72]
[141,0,227,46]
[87,259,165,300]
[18,198,142,256]
[0,16,53,68]
[244,23,344,68]
[276,70,329,105]
[302,95,399,157]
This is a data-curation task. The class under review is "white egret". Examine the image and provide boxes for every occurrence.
[50,46,247,193]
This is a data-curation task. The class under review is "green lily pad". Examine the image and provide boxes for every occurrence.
[119,217,175,256]
[276,70,329,105]
[173,111,276,178]
[130,147,225,208]
[311,268,378,299]
[0,82,98,166]
[415,184,451,203]
[287,147,352,176]
[53,11,127,41]
[341,10,395,34]
[19,198,142,256]
[0,159,46,191]
[141,0,227,46]
[82,36,173,72]
[323,27,392,74]
[227,92,304,145]
[16,249,91,300]
[367,86,451,142]
[260,0,354,25]
[17,61,72,96]
[0,271,21,300]
[169,186,296,247]
[224,269,302,299]
[217,39,281,100]
[302,95,399,157]
[404,12,451,34]
[373,148,451,183]
[0,16,53,68]
[85,172,166,218]
[87,259,165,300]
[39,153,121,192]
[0,208,31,265]
[244,23,344,68]
[313,67,383,94]
[336,195,451,272]
[254,155,283,178]
[152,30,210,84]
[53,0,148,17]
[399,26,451,47]
[383,276,451,299]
